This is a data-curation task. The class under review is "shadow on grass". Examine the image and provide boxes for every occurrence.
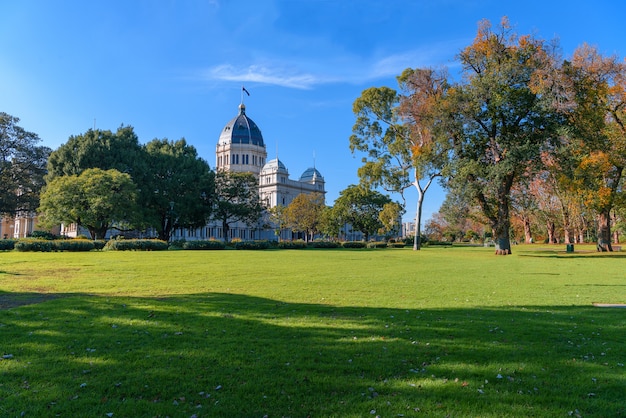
[1,292,625,417]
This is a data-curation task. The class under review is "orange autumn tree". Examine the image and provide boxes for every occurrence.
[561,44,626,251]
[439,18,562,254]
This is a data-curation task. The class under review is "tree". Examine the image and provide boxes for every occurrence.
[439,18,561,254]
[333,185,394,241]
[39,168,137,239]
[378,202,404,236]
[46,126,146,180]
[350,67,447,250]
[212,171,263,242]
[268,205,288,241]
[318,205,342,240]
[559,44,626,251]
[0,112,51,216]
[143,139,214,242]
[284,193,325,242]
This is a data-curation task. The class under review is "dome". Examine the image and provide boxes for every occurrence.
[299,167,324,183]
[218,103,264,147]
[261,158,288,174]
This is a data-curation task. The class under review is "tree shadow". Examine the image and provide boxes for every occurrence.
[1,292,624,416]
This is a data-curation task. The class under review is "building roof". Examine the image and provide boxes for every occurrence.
[299,167,324,183]
[261,158,288,174]
[217,103,265,147]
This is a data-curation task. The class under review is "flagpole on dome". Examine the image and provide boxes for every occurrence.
[241,85,250,104]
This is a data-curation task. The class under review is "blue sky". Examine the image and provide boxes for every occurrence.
[2,0,625,224]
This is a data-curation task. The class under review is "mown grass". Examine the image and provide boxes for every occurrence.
[0,245,625,417]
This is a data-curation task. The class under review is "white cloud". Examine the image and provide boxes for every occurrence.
[205,64,324,90]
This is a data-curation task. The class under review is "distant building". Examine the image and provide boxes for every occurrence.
[171,101,325,241]
[402,221,416,238]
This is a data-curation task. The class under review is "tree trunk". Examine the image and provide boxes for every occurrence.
[597,210,612,251]
[493,198,512,255]
[546,221,557,244]
[612,211,619,244]
[523,216,533,244]
[562,208,573,244]
[222,219,230,243]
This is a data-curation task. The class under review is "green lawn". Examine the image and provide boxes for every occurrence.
[1,246,625,417]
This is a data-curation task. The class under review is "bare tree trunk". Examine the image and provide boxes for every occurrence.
[523,216,533,244]
[597,210,613,251]
[546,221,557,244]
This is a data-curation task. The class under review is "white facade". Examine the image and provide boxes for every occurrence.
[172,101,325,241]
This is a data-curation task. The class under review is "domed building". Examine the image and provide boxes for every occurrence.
[172,99,326,242]
[215,103,267,176]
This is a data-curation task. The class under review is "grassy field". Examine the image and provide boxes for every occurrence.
[1,245,625,417]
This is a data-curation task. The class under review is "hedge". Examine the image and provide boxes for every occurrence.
[308,241,341,249]
[234,240,272,250]
[103,239,169,251]
[183,240,226,250]
[367,241,388,249]
[14,239,97,252]
[0,239,17,251]
[277,240,307,249]
[342,241,367,249]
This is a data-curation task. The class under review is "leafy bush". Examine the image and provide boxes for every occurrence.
[342,241,367,249]
[367,241,388,248]
[183,240,226,250]
[388,242,406,248]
[103,239,168,251]
[426,240,453,246]
[0,239,17,251]
[234,240,272,250]
[169,239,187,250]
[93,240,107,250]
[307,241,341,249]
[277,240,307,249]
[14,239,55,252]
[53,240,95,252]
[28,230,56,240]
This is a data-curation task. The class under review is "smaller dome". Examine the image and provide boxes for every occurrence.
[299,167,324,183]
[261,158,288,175]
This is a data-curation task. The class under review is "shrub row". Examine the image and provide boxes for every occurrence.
[14,239,96,252]
[103,239,168,251]
[233,240,273,250]
[0,239,17,251]
[183,240,226,250]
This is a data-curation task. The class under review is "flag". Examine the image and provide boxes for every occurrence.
[242,86,250,96]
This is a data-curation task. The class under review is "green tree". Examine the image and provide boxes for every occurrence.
[559,44,626,251]
[268,204,288,241]
[350,67,447,250]
[39,168,137,239]
[318,205,342,240]
[379,202,404,236]
[46,126,146,180]
[212,171,263,242]
[0,112,51,216]
[143,139,214,242]
[284,193,325,242]
[439,18,561,254]
[333,185,394,241]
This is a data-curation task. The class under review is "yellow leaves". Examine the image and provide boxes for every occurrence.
[580,151,612,172]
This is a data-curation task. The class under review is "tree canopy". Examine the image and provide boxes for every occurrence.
[39,168,137,239]
[333,185,395,241]
[284,193,325,242]
[212,171,263,242]
[0,112,51,216]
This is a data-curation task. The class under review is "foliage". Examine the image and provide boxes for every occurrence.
[102,239,168,251]
[366,241,388,248]
[0,112,51,216]
[307,240,341,248]
[46,125,146,181]
[284,192,325,242]
[333,185,395,241]
[182,240,226,250]
[38,168,138,239]
[350,68,447,249]
[439,18,562,254]
[51,239,95,252]
[233,240,273,250]
[341,241,367,248]
[212,171,264,242]
[142,138,214,242]
[27,230,57,240]
[14,239,55,252]
[277,240,308,249]
[0,239,17,250]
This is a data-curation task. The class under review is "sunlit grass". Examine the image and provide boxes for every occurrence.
[1,245,625,416]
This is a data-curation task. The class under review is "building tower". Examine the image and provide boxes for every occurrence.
[215,103,267,177]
